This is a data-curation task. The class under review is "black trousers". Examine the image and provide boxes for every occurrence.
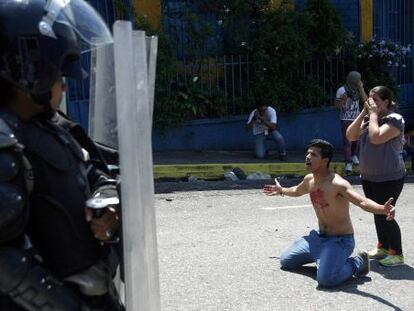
[362,178,405,255]
[0,288,124,311]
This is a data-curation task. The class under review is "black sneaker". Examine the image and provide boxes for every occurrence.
[354,250,370,277]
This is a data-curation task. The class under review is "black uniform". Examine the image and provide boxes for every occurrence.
[53,111,119,176]
[0,107,123,310]
[0,1,123,308]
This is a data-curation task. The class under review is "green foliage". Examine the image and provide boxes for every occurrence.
[114,2,229,132]
[154,80,229,133]
[193,0,270,55]
[153,54,229,132]
[343,34,412,99]
[115,0,410,131]
[305,0,344,55]
[246,1,339,111]
[180,10,215,58]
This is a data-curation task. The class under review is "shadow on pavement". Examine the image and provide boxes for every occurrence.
[155,180,271,194]
[332,280,403,311]
[277,263,403,311]
[155,176,414,194]
[281,265,317,280]
[370,260,414,281]
[154,178,343,194]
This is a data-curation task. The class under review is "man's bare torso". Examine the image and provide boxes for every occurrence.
[306,173,354,235]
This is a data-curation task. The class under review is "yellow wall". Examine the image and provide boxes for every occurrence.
[132,0,295,27]
[269,0,295,10]
[133,0,161,29]
[360,0,373,42]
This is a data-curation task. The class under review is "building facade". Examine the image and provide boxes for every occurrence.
[67,0,413,150]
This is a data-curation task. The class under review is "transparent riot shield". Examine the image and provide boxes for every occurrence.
[88,39,117,147]
[146,35,158,120]
[112,21,160,311]
[89,34,158,146]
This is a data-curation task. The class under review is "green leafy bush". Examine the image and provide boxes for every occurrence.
[245,0,344,111]
[116,0,411,131]
[343,33,412,98]
[305,0,344,56]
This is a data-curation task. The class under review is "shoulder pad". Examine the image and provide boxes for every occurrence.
[22,122,79,170]
[0,150,20,182]
[0,183,27,243]
[0,118,18,149]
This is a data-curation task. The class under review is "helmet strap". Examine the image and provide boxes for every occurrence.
[31,92,55,120]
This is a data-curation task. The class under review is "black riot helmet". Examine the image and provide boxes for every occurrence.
[0,0,113,106]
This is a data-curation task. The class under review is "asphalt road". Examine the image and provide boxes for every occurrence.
[155,181,414,311]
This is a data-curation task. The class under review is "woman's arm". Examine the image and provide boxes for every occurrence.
[364,98,401,144]
[368,113,401,144]
[346,106,368,141]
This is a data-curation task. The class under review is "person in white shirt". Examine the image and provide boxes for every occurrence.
[335,71,368,173]
[246,102,286,160]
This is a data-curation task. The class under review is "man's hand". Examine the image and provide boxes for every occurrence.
[358,80,364,90]
[383,197,395,221]
[254,111,265,122]
[263,178,283,196]
[85,207,120,240]
[335,93,347,108]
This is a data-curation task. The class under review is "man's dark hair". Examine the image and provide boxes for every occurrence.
[255,99,269,109]
[307,139,334,167]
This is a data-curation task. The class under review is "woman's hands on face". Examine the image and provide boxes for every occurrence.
[364,97,378,114]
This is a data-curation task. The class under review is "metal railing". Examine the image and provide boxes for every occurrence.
[374,0,413,110]
[173,54,352,115]
[174,55,251,115]
[67,0,413,128]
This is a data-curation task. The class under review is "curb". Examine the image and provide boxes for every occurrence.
[153,162,358,180]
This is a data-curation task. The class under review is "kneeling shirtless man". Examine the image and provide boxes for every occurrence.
[264,139,394,288]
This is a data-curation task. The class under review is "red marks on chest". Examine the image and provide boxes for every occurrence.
[310,189,330,210]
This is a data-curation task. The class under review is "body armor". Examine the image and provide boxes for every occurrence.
[18,115,106,278]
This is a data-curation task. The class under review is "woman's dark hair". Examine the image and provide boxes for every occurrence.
[307,139,334,167]
[370,86,398,111]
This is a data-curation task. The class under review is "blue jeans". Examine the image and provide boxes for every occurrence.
[341,120,359,163]
[280,230,362,288]
[255,130,286,159]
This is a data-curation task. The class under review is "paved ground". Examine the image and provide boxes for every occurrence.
[155,181,414,311]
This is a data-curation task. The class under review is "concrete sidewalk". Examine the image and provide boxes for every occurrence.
[152,149,354,180]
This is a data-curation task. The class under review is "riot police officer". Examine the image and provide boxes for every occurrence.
[0,0,124,310]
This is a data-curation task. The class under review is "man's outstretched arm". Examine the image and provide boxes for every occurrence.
[263,175,311,197]
[339,181,395,220]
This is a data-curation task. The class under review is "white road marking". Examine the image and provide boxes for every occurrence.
[261,204,312,210]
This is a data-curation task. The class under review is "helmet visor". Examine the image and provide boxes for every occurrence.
[41,0,113,53]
